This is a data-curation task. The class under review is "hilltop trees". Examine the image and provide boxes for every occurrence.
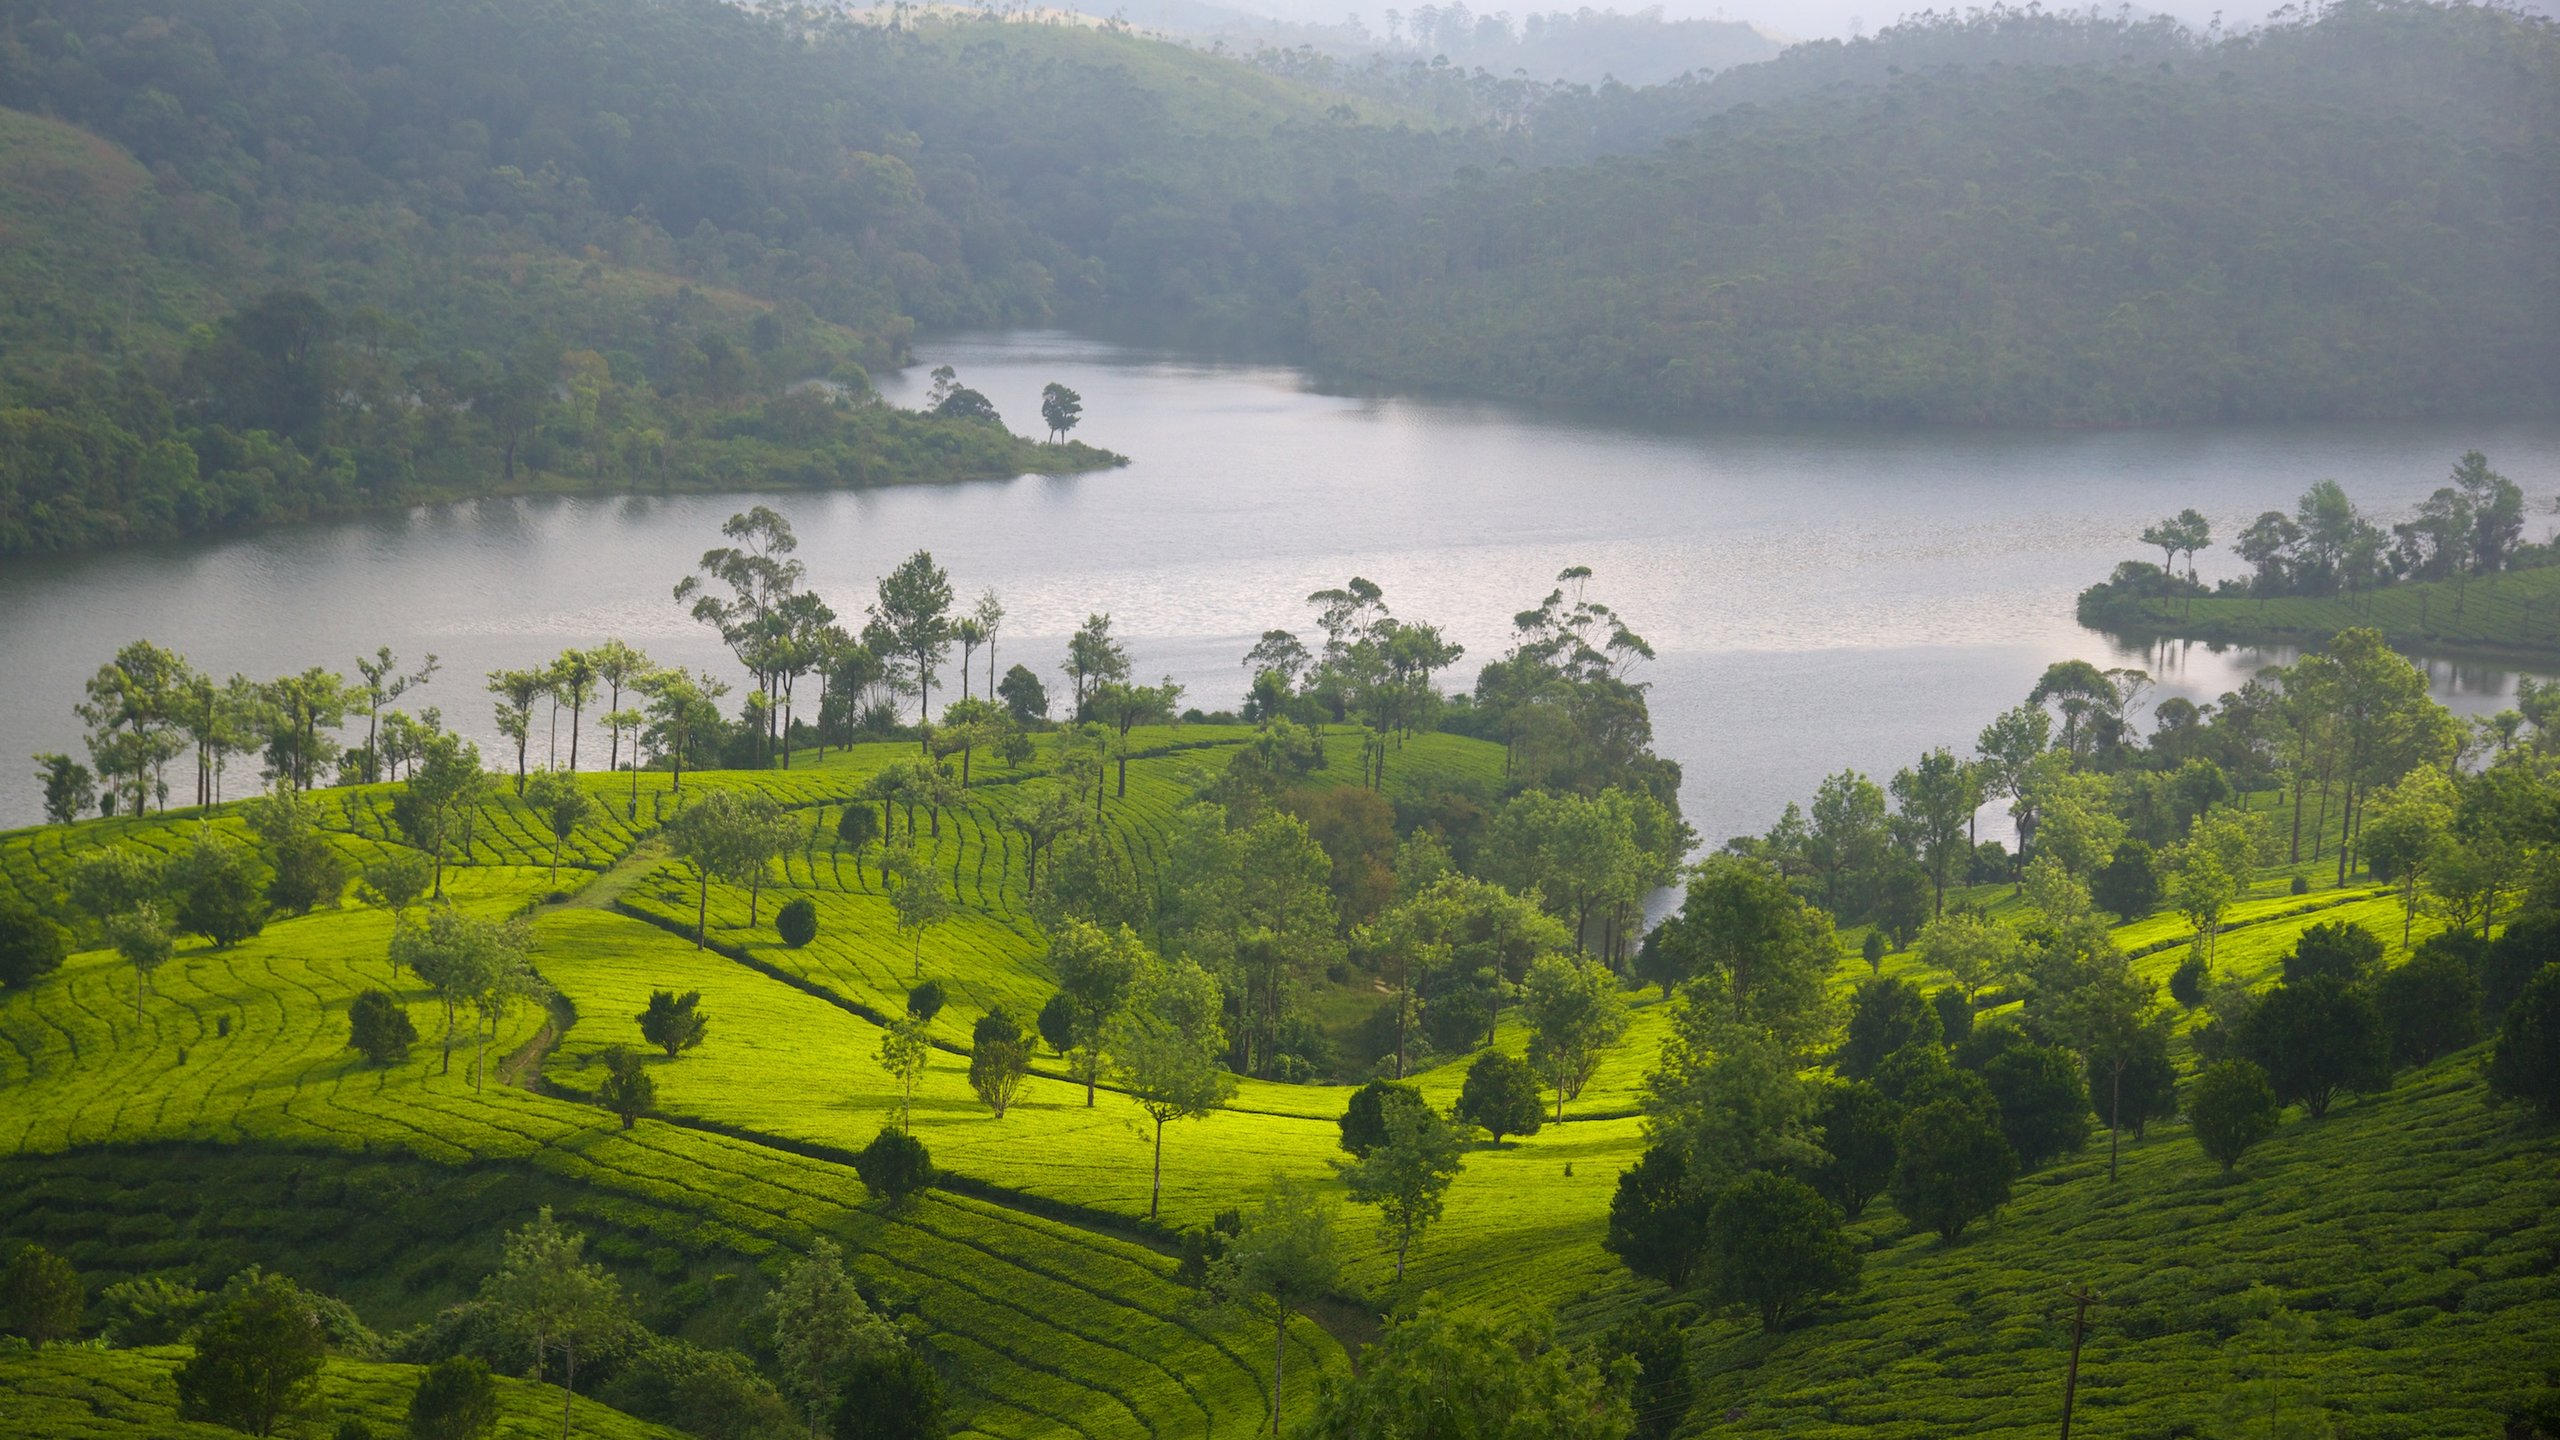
[1209,1177,1342,1432]
[175,1272,329,1438]
[1343,1099,1465,1280]
[1039,920,1143,1107]
[482,1208,626,1438]
[1107,950,1237,1219]
[1521,954,1629,1123]
[869,550,956,723]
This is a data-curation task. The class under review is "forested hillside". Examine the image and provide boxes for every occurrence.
[1303,1,2560,422]
[1,0,2553,558]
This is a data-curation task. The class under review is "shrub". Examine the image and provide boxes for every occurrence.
[775,898,818,948]
[2188,1059,2281,1172]
[905,979,945,1025]
[597,1045,655,1130]
[2489,966,2560,1119]
[967,1009,1033,1117]
[639,990,708,1059]
[1337,1079,1428,1158]
[169,833,268,947]
[1889,1098,2016,1242]
[2484,914,2559,1021]
[855,1126,933,1205]
[407,1354,500,1440]
[1930,987,1972,1046]
[2283,920,2383,987]
[1701,1173,1861,1331]
[1809,1079,1898,1220]
[1980,1042,2092,1170]
[175,1272,328,1437]
[2376,950,2483,1064]
[835,805,880,849]
[1454,1052,1544,1145]
[2168,952,2209,1008]
[1839,978,1940,1081]
[831,1345,948,1440]
[2092,839,2162,921]
[1860,930,1886,972]
[2238,976,2390,1118]
[1604,1143,1712,1288]
[1602,1310,1691,1440]
[347,990,418,1067]
[95,1274,211,1346]
[1,1242,82,1346]
[0,899,67,989]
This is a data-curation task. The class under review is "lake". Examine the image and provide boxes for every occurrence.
[4,331,2556,841]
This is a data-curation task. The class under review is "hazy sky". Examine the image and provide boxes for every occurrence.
[1213,0,2555,44]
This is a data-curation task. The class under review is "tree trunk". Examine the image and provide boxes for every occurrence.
[1271,1308,1288,1435]
[696,872,709,949]
[2107,1061,2122,1183]
[561,1340,577,1440]
[1150,1116,1165,1219]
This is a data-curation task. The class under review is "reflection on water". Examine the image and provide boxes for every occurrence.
[2,330,2556,840]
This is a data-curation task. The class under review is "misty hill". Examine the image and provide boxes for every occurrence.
[0,0,2552,555]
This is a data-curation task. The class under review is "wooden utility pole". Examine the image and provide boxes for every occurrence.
[2061,1286,2103,1440]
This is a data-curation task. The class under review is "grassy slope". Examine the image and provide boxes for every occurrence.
[5,726,2556,1436]
[2087,564,2560,659]
[0,1346,681,1440]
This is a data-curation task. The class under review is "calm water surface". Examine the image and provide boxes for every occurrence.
[4,332,2556,839]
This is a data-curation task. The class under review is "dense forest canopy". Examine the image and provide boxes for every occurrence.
[0,0,2553,556]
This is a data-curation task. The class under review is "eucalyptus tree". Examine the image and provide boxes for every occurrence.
[486,667,548,792]
[547,648,596,771]
[77,640,191,815]
[1107,948,1237,1219]
[641,668,730,792]
[520,770,595,885]
[353,646,439,783]
[1039,382,1083,442]
[973,588,1006,700]
[34,754,94,824]
[1061,613,1130,719]
[869,550,956,723]
[1890,748,1976,916]
[1088,678,1183,796]
[954,617,988,702]
[391,727,490,899]
[674,506,806,758]
[666,788,790,946]
[584,639,654,772]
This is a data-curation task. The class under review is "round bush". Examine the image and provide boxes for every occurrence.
[776,897,818,948]
[0,899,67,990]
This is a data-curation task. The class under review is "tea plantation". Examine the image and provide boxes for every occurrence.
[3,723,2555,1437]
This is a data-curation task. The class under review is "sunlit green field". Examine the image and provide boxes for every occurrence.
[3,723,2551,1437]
[0,1346,684,1440]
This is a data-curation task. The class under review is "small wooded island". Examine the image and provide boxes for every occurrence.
[2079,451,2560,659]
